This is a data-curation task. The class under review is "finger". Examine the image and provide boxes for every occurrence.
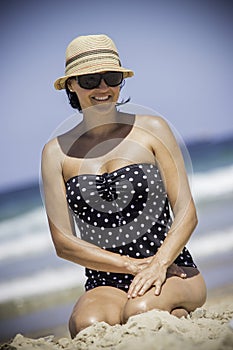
[176,266,187,278]
[168,264,186,278]
[154,281,162,296]
[138,280,154,296]
[128,277,144,298]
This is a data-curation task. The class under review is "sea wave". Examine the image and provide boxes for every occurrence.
[0,266,85,303]
[191,164,233,202]
[187,226,233,259]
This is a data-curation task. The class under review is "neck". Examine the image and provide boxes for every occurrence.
[82,104,119,136]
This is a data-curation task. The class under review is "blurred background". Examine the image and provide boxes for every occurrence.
[0,0,233,342]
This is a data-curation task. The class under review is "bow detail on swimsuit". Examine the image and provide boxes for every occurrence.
[95,172,118,202]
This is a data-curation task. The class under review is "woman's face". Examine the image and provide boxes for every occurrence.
[67,72,121,111]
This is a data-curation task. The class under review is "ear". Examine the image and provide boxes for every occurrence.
[67,79,74,92]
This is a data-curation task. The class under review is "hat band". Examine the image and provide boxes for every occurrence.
[65,55,121,75]
[66,49,119,67]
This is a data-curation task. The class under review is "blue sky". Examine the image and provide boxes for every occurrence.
[1,0,233,190]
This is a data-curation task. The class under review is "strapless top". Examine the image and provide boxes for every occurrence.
[66,163,191,261]
[66,163,196,290]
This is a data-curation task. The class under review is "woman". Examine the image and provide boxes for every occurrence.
[41,34,206,338]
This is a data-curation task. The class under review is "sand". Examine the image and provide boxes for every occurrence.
[1,285,233,350]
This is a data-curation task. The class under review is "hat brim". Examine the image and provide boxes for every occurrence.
[54,67,134,90]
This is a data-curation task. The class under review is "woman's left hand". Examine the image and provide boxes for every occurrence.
[127,262,186,298]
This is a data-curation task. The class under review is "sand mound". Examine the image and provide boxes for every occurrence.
[2,302,233,350]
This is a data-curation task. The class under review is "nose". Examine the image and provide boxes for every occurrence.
[98,78,108,89]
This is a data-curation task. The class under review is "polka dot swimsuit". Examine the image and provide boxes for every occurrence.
[66,163,196,292]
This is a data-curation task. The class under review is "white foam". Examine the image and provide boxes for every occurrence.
[0,266,85,303]
[0,207,47,240]
[0,207,53,261]
[187,226,233,259]
[192,165,233,202]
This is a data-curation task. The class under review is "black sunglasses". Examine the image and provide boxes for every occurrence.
[76,71,123,90]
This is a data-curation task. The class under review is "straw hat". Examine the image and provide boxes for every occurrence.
[54,34,134,90]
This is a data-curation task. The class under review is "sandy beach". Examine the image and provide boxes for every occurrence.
[1,282,233,350]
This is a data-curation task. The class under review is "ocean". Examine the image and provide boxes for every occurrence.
[0,134,233,340]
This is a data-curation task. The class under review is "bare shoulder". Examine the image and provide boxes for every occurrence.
[136,115,174,140]
[41,137,64,172]
[42,137,61,159]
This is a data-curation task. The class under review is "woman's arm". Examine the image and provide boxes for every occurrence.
[151,116,197,266]
[41,138,150,275]
[128,116,197,297]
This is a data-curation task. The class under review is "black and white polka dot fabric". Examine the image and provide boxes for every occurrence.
[66,163,196,292]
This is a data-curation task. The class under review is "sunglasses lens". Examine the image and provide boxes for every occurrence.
[77,72,123,89]
[78,74,101,89]
[104,72,123,86]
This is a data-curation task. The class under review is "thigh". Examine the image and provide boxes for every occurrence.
[70,286,128,331]
[122,267,206,322]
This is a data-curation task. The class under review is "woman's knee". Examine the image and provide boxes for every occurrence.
[69,309,102,338]
[122,298,157,323]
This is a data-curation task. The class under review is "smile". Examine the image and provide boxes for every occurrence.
[93,95,110,101]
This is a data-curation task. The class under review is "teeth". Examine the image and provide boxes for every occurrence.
[94,96,109,101]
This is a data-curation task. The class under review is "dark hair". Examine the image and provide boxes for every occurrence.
[65,80,82,111]
[65,79,130,112]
